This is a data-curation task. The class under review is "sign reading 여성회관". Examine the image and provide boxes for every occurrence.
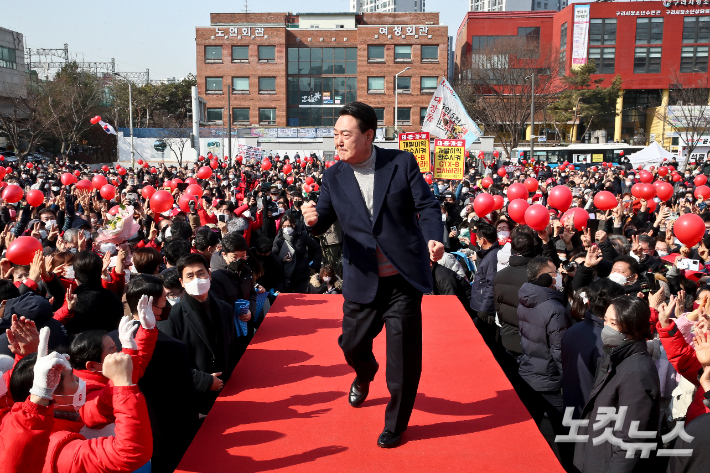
[433,139,465,180]
[399,132,430,173]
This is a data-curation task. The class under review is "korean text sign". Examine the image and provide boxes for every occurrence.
[433,139,465,180]
[399,132,431,173]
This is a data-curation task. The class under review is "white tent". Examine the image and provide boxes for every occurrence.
[628,142,675,169]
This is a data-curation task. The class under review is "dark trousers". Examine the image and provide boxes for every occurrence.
[339,274,423,434]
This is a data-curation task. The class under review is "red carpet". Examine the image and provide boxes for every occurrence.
[176,294,564,473]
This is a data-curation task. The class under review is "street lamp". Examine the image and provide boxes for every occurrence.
[395,66,411,130]
[226,82,233,162]
[113,72,134,169]
[525,72,535,162]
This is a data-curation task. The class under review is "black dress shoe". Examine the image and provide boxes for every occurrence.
[348,377,369,407]
[377,428,402,448]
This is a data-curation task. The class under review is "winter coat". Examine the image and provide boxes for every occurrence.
[470,242,501,320]
[0,400,54,473]
[308,273,342,294]
[273,231,321,287]
[210,265,257,317]
[517,282,571,392]
[561,310,605,418]
[493,254,533,354]
[254,252,286,293]
[65,281,124,335]
[0,293,70,358]
[573,340,661,473]
[667,412,710,473]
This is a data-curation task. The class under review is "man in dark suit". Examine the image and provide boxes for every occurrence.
[302,101,444,448]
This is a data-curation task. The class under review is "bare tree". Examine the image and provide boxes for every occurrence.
[161,127,191,167]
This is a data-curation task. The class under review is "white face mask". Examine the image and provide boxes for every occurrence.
[242,210,251,219]
[558,254,567,261]
[462,187,470,194]
[554,273,564,291]
[497,231,510,240]
[322,276,331,283]
[68,247,77,254]
[64,265,75,279]
[166,295,181,306]
[39,230,47,239]
[184,277,210,296]
[100,243,117,255]
[55,378,86,412]
[283,227,295,236]
[83,230,91,240]
[656,250,669,258]
[45,220,57,230]
[608,272,628,286]
[441,214,447,222]
[438,185,447,193]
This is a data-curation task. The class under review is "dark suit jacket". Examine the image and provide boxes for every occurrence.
[308,146,443,304]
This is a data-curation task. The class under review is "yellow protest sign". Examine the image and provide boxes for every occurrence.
[399,132,431,173]
[433,139,465,179]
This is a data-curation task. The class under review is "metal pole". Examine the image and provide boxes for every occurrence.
[530,72,535,162]
[128,80,134,169]
[394,67,411,130]
[227,82,231,163]
[192,86,200,162]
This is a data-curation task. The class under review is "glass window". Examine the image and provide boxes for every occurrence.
[683,17,710,44]
[368,77,385,93]
[396,108,411,125]
[232,108,250,124]
[420,107,427,126]
[395,45,412,61]
[635,18,663,44]
[518,27,540,48]
[374,108,385,125]
[206,108,223,123]
[205,77,223,94]
[205,46,222,62]
[589,18,617,45]
[259,77,276,93]
[588,48,615,74]
[560,22,567,50]
[634,47,662,74]
[680,46,709,73]
[421,45,438,61]
[559,50,566,77]
[232,46,249,62]
[259,108,277,125]
[0,46,17,69]
[397,76,411,91]
[232,77,249,93]
[421,76,438,92]
[258,45,276,62]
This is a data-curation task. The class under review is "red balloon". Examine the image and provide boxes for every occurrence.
[149,190,174,214]
[137,159,144,165]
[207,152,213,159]
[286,176,294,185]
[6,236,43,265]
[493,150,499,158]
[646,198,657,213]
[548,185,573,212]
[493,194,504,210]
[2,184,23,204]
[173,178,183,186]
[334,155,340,161]
[300,161,308,169]
[92,175,107,190]
[0,155,3,161]
[198,155,205,162]
[695,185,710,200]
[669,166,675,171]
[101,165,109,172]
[695,175,707,186]
[562,207,590,231]
[100,184,116,200]
[150,167,158,174]
[674,213,705,247]
[594,191,618,210]
[283,164,293,174]
[60,173,77,186]
[313,183,320,192]
[197,166,212,180]
[305,176,315,185]
[524,204,550,231]
[178,193,198,213]
[222,163,228,168]
[478,151,485,159]
[26,189,44,207]
[90,116,101,125]
[210,160,219,170]
[481,177,494,189]
[142,162,149,169]
[425,175,433,185]
[185,177,198,185]
[619,150,624,156]
[656,182,674,202]
[474,193,496,218]
[497,168,507,178]
[658,166,668,177]
[639,170,653,183]
[118,166,127,176]
[5,167,12,174]
[235,156,243,163]
[634,183,656,200]
[186,184,203,199]
[523,178,538,193]
[507,199,529,223]
[74,170,81,177]
[521,160,527,165]
[307,157,314,164]
[673,174,682,182]
[303,184,312,193]
[163,180,173,190]
[261,159,272,171]
[141,185,156,199]
[75,179,92,191]
[507,183,528,201]
[108,205,120,216]
[111,177,121,186]
[26,162,33,169]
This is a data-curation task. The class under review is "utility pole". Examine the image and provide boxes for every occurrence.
[227,81,231,163]
[395,66,411,130]
[530,72,535,161]
[114,73,134,168]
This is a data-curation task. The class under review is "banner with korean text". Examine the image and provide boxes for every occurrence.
[399,132,431,173]
[571,5,591,68]
[422,78,482,145]
[433,139,465,180]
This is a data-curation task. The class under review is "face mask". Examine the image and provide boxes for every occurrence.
[293,201,302,209]
[625,181,632,187]
[45,220,56,230]
[228,259,246,273]
[229,175,235,179]
[608,272,628,286]
[283,227,295,236]
[100,243,117,255]
[184,277,210,296]
[441,213,447,222]
[68,247,77,254]
[21,174,27,179]
[554,273,563,291]
[242,210,251,219]
[685,174,691,179]
[438,185,447,193]
[558,254,567,261]
[278,207,285,215]
[277,183,282,189]
[322,276,332,283]
[167,295,181,306]
[601,325,628,347]
[462,187,470,194]
[52,186,60,192]
[83,230,91,240]
[497,231,510,240]
[657,250,669,257]
[63,265,75,279]
[55,378,86,412]
[37,229,47,239]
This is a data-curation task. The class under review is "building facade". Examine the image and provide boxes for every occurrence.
[455,2,710,148]
[351,0,425,14]
[195,12,448,131]
[469,0,568,13]
[0,27,26,100]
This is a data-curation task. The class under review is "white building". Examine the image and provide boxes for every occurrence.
[469,0,568,12]
[0,27,25,99]
[351,0,425,13]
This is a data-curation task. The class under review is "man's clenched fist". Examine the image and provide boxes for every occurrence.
[301,201,319,227]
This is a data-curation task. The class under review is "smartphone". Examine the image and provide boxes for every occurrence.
[678,258,701,271]
[125,193,138,202]
[587,219,600,233]
[451,226,458,235]
[668,212,679,221]
[176,183,189,191]
[217,214,228,222]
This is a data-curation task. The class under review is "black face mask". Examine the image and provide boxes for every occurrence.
[156,304,171,321]
[228,259,247,273]
[293,201,302,209]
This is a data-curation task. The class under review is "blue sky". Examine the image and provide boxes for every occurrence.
[3,0,471,79]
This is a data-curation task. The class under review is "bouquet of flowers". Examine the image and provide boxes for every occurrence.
[95,205,141,244]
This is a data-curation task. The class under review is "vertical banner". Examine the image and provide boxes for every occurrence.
[571,5,590,68]
[433,139,465,180]
[399,132,431,173]
[422,78,482,144]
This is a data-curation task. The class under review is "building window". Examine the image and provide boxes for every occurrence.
[259,77,276,94]
[420,76,437,93]
[683,16,710,44]
[559,50,567,77]
[287,47,357,75]
[560,22,567,50]
[259,108,277,125]
[374,108,385,126]
[287,76,356,108]
[588,48,615,74]
[0,46,17,70]
[232,46,249,63]
[680,46,709,73]
[635,18,663,45]
[204,46,222,63]
[232,77,249,94]
[396,108,411,125]
[232,108,250,125]
[590,18,617,46]
[205,77,223,94]
[368,77,385,93]
[396,76,411,93]
[420,107,427,126]
[258,45,276,63]
[518,27,540,48]
[421,45,439,62]
[206,108,223,124]
[395,45,412,62]
[634,47,662,74]
[368,45,385,62]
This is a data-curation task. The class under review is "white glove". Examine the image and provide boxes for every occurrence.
[118,316,139,351]
[137,295,156,330]
[29,327,71,400]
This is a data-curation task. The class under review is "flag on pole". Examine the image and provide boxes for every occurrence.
[421,78,482,145]
[99,120,117,135]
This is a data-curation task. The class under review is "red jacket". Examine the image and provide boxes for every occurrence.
[0,400,54,473]
[43,386,153,473]
[657,320,710,423]
[197,208,217,226]
[100,268,125,297]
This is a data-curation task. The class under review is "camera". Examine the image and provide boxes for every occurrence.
[562,260,578,272]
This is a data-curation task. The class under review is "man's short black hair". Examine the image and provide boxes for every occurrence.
[170,220,193,241]
[126,274,165,314]
[0,279,20,302]
[194,227,220,251]
[69,330,107,369]
[614,255,640,275]
[254,236,273,254]
[222,232,249,253]
[163,239,191,267]
[527,256,554,282]
[162,267,182,291]
[511,232,535,256]
[339,101,378,134]
[475,223,497,245]
[10,352,37,402]
[176,253,209,278]
[74,251,102,285]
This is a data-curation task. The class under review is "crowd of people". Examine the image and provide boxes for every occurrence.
[0,129,708,472]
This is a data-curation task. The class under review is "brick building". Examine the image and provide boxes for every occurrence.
[195,12,448,132]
